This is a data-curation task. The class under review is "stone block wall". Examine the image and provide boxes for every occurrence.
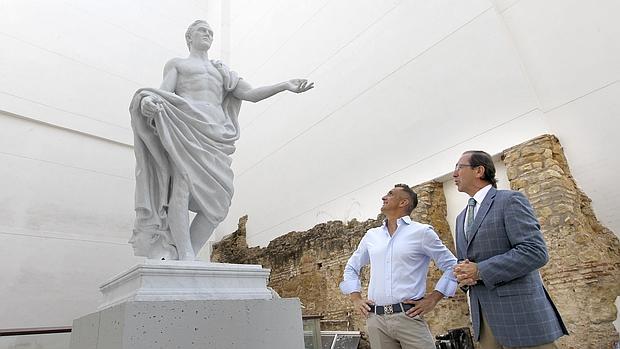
[503,135,620,349]
[212,134,620,348]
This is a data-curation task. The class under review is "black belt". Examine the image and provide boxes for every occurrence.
[369,302,415,315]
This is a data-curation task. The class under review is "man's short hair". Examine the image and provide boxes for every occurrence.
[463,150,498,188]
[185,20,209,51]
[394,183,418,214]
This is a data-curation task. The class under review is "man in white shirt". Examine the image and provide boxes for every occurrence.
[340,184,458,349]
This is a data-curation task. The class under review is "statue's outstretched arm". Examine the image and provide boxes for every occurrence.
[232,78,314,103]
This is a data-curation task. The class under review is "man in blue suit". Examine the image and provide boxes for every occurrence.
[452,150,567,349]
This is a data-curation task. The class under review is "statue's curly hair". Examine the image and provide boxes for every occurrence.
[185,20,211,51]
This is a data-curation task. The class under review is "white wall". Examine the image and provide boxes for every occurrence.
[496,0,620,247]
[0,0,216,328]
[214,0,619,247]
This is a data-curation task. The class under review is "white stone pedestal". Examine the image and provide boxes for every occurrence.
[70,299,304,349]
[70,261,304,348]
[99,260,273,310]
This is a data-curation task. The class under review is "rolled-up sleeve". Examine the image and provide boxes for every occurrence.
[339,235,370,295]
[423,227,458,297]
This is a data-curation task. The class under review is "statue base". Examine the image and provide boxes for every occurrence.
[70,299,304,349]
[98,260,273,310]
[70,261,304,348]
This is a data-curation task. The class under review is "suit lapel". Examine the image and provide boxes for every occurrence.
[466,187,496,248]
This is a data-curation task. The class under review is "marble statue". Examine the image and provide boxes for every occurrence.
[129,20,313,260]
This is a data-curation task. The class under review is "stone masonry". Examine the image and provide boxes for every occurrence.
[502,134,620,349]
[212,134,620,348]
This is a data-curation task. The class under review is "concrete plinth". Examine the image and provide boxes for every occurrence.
[70,299,304,349]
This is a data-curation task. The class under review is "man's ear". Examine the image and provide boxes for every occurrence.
[399,198,409,208]
[474,166,485,179]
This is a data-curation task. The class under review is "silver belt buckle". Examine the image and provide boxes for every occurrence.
[384,304,394,314]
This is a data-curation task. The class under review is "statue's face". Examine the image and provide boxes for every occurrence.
[128,230,155,257]
[189,22,213,50]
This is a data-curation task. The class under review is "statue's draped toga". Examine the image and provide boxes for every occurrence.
[129,61,242,241]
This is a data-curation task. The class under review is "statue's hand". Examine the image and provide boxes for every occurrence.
[286,79,314,94]
[140,95,163,117]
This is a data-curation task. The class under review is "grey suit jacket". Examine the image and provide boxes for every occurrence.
[455,187,567,347]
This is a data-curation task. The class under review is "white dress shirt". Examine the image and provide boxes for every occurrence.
[463,184,492,233]
[340,216,457,305]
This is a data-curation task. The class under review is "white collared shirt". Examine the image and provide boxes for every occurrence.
[340,216,458,305]
[463,184,493,232]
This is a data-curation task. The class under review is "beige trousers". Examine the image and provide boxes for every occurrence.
[366,313,435,349]
[479,311,558,349]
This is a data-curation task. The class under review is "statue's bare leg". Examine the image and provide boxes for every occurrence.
[168,168,196,260]
[189,213,217,256]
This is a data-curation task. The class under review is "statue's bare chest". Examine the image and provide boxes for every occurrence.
[177,60,222,85]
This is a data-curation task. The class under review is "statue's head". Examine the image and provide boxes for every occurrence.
[129,229,179,260]
[185,20,213,51]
